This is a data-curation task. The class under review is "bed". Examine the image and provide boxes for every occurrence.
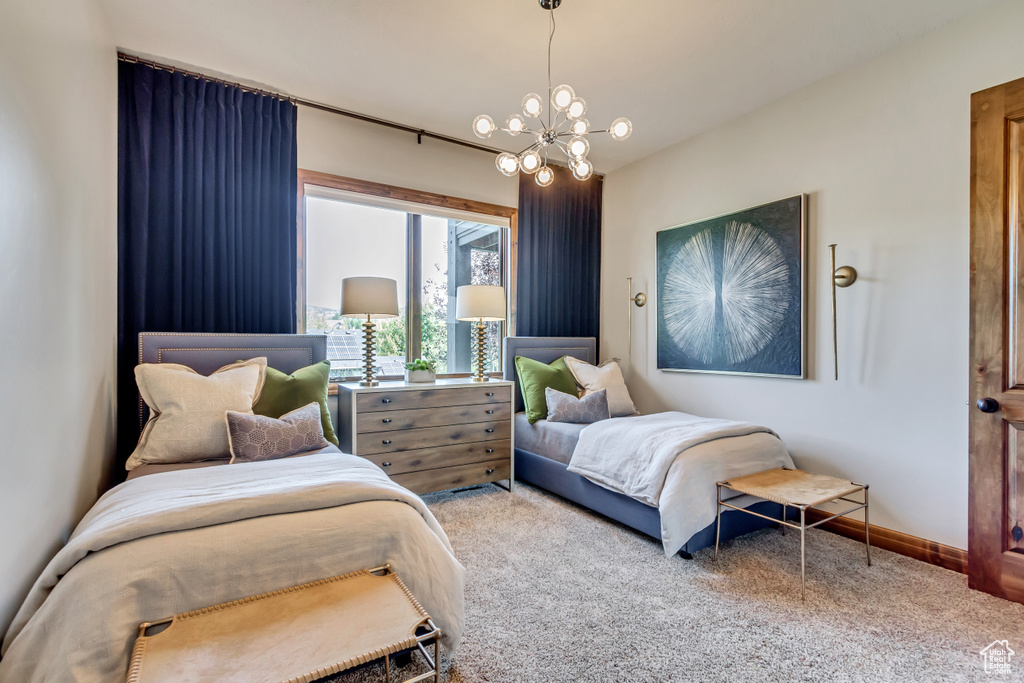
[0,333,465,683]
[505,336,792,557]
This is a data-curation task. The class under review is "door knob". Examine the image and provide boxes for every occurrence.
[977,398,1000,413]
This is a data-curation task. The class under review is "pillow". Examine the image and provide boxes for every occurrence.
[226,402,329,464]
[252,360,338,446]
[545,387,609,424]
[563,357,638,418]
[514,355,579,424]
[127,357,267,470]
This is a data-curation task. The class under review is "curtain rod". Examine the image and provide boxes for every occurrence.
[116,51,505,156]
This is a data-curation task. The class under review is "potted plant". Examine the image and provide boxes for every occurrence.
[404,358,436,383]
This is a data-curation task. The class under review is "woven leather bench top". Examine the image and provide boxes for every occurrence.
[128,567,433,683]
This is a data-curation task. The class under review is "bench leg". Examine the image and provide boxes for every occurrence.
[780,503,787,535]
[385,652,390,683]
[800,506,806,601]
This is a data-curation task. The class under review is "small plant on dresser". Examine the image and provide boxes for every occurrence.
[404,359,436,383]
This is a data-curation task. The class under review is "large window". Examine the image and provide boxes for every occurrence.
[300,173,516,382]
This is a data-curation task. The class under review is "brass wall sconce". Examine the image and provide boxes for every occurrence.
[627,277,647,361]
[829,244,857,381]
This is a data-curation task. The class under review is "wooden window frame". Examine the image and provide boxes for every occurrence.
[296,169,518,382]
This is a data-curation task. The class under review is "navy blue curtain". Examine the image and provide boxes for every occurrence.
[516,165,602,342]
[117,61,298,468]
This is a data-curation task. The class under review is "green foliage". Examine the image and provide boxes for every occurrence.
[376,317,406,357]
[405,358,436,372]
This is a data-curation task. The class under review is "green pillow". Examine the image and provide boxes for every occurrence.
[515,355,578,424]
[252,360,338,446]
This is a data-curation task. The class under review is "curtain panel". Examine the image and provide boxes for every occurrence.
[516,166,602,343]
[117,61,298,469]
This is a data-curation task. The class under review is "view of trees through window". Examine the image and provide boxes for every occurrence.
[304,195,506,380]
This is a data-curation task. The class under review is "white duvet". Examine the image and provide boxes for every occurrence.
[568,412,794,555]
[0,449,465,683]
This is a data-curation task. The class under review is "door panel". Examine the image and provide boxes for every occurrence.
[969,75,1024,602]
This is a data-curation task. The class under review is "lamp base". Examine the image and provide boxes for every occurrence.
[471,321,489,382]
[361,319,378,387]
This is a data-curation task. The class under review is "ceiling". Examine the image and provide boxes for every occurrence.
[98,0,997,173]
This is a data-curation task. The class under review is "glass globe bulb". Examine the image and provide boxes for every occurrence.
[520,150,542,174]
[572,157,594,181]
[522,93,543,118]
[609,117,632,141]
[567,136,590,159]
[505,114,526,136]
[535,166,555,187]
[551,84,575,112]
[472,114,495,139]
[566,97,587,120]
[570,118,589,136]
[495,152,520,177]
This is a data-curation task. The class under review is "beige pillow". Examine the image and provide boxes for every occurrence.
[127,357,267,470]
[563,357,638,418]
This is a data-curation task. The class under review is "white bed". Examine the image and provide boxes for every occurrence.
[0,448,465,683]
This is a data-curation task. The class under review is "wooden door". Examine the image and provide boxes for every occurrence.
[970,75,1024,603]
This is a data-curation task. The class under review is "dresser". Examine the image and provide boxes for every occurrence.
[337,379,514,495]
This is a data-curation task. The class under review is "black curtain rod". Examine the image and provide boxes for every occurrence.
[116,51,505,156]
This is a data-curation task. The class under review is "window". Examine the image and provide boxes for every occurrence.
[299,172,516,382]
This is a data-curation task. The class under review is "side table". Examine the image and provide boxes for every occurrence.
[714,467,871,600]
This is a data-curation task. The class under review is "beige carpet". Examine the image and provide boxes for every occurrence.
[324,483,1024,682]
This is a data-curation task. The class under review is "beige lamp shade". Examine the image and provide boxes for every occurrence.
[340,277,400,319]
[455,284,506,322]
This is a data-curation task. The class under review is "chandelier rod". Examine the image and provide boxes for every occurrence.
[547,5,556,131]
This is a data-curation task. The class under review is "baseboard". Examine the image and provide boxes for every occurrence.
[805,509,967,574]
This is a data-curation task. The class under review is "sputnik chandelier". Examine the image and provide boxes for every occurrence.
[472,0,632,186]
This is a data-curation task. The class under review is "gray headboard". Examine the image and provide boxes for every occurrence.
[502,336,597,413]
[137,332,332,426]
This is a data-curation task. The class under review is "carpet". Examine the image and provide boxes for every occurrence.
[324,483,1024,682]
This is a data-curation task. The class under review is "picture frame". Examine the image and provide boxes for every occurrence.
[656,195,806,379]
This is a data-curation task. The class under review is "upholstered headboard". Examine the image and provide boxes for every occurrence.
[137,332,333,426]
[502,336,597,413]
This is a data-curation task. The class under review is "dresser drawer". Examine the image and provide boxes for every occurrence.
[390,458,511,495]
[363,440,510,475]
[357,402,511,433]
[357,420,510,455]
[357,385,511,413]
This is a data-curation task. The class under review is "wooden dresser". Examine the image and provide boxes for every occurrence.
[337,379,514,495]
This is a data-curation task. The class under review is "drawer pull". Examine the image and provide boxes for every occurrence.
[485,409,495,415]
[486,448,495,454]
[382,462,392,468]
[382,418,392,424]
[381,398,392,404]
[485,428,495,433]
[382,439,392,445]
[485,392,495,397]
[486,469,495,475]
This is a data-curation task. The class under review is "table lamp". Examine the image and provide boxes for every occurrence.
[340,277,400,386]
[455,284,506,382]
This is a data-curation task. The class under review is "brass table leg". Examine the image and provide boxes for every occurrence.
[864,485,872,567]
[713,483,722,561]
[781,503,787,536]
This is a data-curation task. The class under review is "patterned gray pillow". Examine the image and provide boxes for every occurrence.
[226,402,329,463]
[545,387,610,424]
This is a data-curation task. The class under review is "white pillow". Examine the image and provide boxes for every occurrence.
[563,357,638,418]
[126,357,267,470]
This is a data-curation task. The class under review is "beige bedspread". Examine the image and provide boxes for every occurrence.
[0,450,465,683]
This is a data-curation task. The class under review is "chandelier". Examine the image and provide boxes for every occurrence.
[472,0,632,186]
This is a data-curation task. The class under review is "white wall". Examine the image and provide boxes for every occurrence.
[298,107,518,208]
[0,0,117,637]
[602,0,1024,550]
